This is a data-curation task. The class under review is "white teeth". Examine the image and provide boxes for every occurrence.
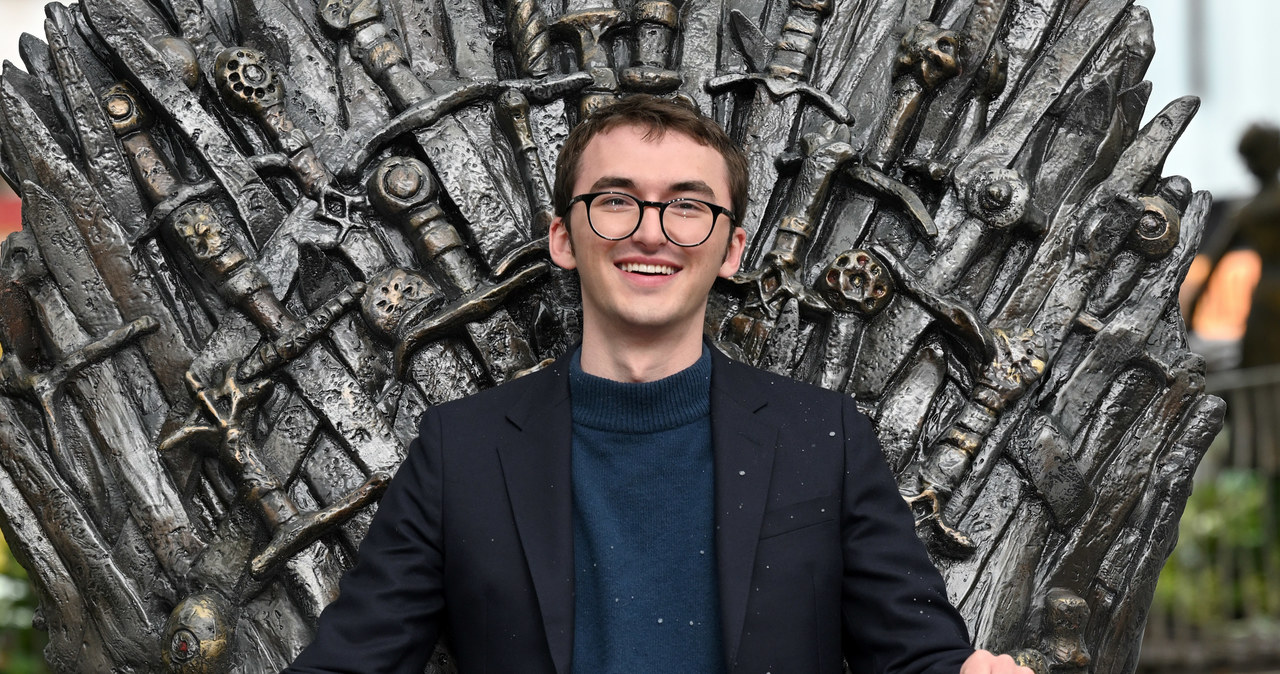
[619,262,677,275]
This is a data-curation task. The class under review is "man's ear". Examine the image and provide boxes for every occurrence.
[549,217,577,270]
[717,226,747,278]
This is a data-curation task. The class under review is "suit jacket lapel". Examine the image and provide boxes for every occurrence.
[710,348,778,668]
[496,357,574,674]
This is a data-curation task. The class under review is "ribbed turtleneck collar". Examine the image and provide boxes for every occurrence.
[568,346,712,433]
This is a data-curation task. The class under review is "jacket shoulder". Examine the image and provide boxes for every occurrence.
[712,350,853,412]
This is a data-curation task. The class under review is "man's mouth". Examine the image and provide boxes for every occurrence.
[618,262,678,276]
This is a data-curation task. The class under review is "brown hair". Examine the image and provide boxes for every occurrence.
[552,94,748,228]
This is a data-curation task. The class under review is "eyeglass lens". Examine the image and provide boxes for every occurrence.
[587,193,716,246]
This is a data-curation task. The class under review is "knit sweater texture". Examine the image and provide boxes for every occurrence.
[568,348,725,673]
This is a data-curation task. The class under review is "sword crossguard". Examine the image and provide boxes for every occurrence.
[162,370,390,580]
[706,72,851,123]
[492,237,550,279]
[250,469,390,578]
[710,2,847,121]
[872,244,996,362]
[0,316,160,432]
[901,487,978,559]
[394,261,549,377]
[551,9,629,70]
[314,184,372,244]
[215,45,375,244]
[730,257,831,320]
[339,74,593,180]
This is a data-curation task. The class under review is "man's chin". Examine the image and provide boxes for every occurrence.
[596,307,700,337]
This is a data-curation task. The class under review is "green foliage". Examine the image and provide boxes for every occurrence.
[0,532,48,674]
[1152,465,1280,634]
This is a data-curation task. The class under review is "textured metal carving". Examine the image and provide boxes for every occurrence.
[0,0,1222,672]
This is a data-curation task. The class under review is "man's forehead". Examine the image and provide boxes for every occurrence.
[588,122,699,147]
[577,124,729,188]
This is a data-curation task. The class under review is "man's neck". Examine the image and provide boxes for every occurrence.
[578,325,706,383]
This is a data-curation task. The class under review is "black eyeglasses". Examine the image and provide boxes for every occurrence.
[566,191,736,247]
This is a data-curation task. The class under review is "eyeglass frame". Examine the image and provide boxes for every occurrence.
[565,191,737,247]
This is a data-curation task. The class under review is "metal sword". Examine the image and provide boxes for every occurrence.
[706,0,851,245]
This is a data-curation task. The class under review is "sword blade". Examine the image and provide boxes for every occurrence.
[1,75,196,408]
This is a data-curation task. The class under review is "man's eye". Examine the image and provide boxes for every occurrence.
[670,200,709,217]
[599,196,635,210]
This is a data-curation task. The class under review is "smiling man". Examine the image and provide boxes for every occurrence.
[285,95,1030,674]
[549,118,746,382]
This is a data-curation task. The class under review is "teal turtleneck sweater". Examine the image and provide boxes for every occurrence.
[568,347,725,674]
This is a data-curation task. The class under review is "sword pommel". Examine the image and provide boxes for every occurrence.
[214,48,285,118]
[102,83,153,136]
[319,0,383,33]
[150,35,202,90]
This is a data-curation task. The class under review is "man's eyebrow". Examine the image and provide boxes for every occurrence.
[589,176,637,191]
[669,180,716,197]
[587,176,718,197]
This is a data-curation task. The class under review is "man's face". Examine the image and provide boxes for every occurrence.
[549,124,746,343]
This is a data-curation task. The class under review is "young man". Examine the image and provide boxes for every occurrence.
[286,95,1030,674]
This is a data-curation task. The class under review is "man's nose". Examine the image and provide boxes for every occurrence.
[631,203,667,247]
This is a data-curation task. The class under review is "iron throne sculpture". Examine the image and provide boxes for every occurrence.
[0,0,1224,671]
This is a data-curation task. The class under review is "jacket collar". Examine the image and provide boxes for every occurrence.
[709,345,777,668]
[498,353,575,674]
[497,344,776,673]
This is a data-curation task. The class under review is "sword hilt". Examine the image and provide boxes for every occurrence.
[368,156,484,292]
[104,85,291,336]
[496,90,556,238]
[815,249,894,317]
[506,0,553,78]
[169,202,297,336]
[767,0,831,81]
[768,138,859,269]
[552,8,628,116]
[238,281,367,381]
[101,83,180,205]
[814,249,894,390]
[620,0,682,93]
[214,47,331,198]
[866,21,961,169]
[320,0,430,110]
[367,157,542,380]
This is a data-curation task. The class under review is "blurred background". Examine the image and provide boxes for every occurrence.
[0,0,1277,672]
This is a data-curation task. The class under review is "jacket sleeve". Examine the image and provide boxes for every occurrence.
[283,407,447,674]
[839,397,974,674]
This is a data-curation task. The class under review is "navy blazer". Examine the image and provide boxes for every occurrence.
[286,347,974,674]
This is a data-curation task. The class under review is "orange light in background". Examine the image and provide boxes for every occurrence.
[1182,250,1262,341]
[0,187,18,237]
